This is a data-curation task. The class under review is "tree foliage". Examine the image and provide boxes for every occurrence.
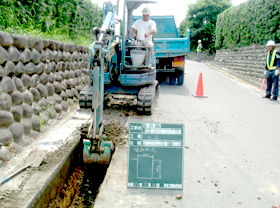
[215,0,280,49]
[0,0,102,45]
[179,0,232,53]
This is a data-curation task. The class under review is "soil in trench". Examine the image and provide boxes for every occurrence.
[47,107,137,207]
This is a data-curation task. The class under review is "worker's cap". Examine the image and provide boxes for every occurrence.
[266,40,275,47]
[198,40,202,42]
[142,7,151,15]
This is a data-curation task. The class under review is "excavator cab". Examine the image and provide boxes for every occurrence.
[101,0,159,114]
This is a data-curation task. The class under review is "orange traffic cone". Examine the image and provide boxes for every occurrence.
[192,73,207,98]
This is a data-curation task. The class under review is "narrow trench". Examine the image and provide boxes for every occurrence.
[47,123,111,208]
[47,152,110,208]
[46,108,129,208]
[80,164,109,207]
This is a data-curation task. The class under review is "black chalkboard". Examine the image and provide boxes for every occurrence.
[127,122,184,189]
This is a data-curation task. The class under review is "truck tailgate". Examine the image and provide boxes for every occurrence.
[154,38,190,58]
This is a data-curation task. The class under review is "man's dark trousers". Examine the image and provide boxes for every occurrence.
[266,69,279,98]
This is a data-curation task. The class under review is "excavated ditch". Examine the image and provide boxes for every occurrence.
[45,107,132,207]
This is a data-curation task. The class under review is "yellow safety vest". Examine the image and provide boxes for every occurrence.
[267,49,277,70]
[196,44,202,52]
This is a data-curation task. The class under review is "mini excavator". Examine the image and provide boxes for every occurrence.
[79,0,159,164]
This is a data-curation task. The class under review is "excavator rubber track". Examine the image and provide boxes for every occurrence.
[79,82,159,115]
[79,84,93,109]
[137,80,159,115]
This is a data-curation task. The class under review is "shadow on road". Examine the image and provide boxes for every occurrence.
[158,78,190,96]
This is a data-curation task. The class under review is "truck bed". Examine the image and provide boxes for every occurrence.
[154,38,190,58]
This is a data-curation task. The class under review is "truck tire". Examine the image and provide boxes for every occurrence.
[156,74,166,84]
[169,76,176,85]
[178,71,184,85]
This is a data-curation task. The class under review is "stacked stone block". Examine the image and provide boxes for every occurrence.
[214,44,280,82]
[0,31,91,162]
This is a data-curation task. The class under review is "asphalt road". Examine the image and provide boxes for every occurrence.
[94,60,280,208]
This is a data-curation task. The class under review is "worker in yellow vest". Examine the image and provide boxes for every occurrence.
[196,40,202,62]
[263,40,280,100]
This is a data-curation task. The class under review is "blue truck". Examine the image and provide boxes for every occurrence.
[134,15,190,85]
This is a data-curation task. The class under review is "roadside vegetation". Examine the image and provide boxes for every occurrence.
[2,0,279,53]
[0,0,103,47]
[215,0,280,49]
[179,0,280,52]
[179,0,232,53]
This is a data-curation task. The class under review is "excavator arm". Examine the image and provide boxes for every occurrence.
[83,2,119,164]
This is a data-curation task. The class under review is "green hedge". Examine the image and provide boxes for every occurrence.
[215,0,280,49]
[0,0,102,45]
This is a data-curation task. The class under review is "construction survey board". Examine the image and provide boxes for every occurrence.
[127,122,184,189]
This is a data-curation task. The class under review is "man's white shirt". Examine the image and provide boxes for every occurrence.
[132,19,157,42]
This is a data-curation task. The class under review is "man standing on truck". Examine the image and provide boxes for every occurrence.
[263,40,280,100]
[131,7,157,66]
[196,40,202,62]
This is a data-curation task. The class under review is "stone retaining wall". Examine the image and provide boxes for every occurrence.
[0,31,91,163]
[187,51,215,61]
[214,44,280,82]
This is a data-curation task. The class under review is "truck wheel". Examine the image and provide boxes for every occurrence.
[178,71,184,85]
[169,76,176,85]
